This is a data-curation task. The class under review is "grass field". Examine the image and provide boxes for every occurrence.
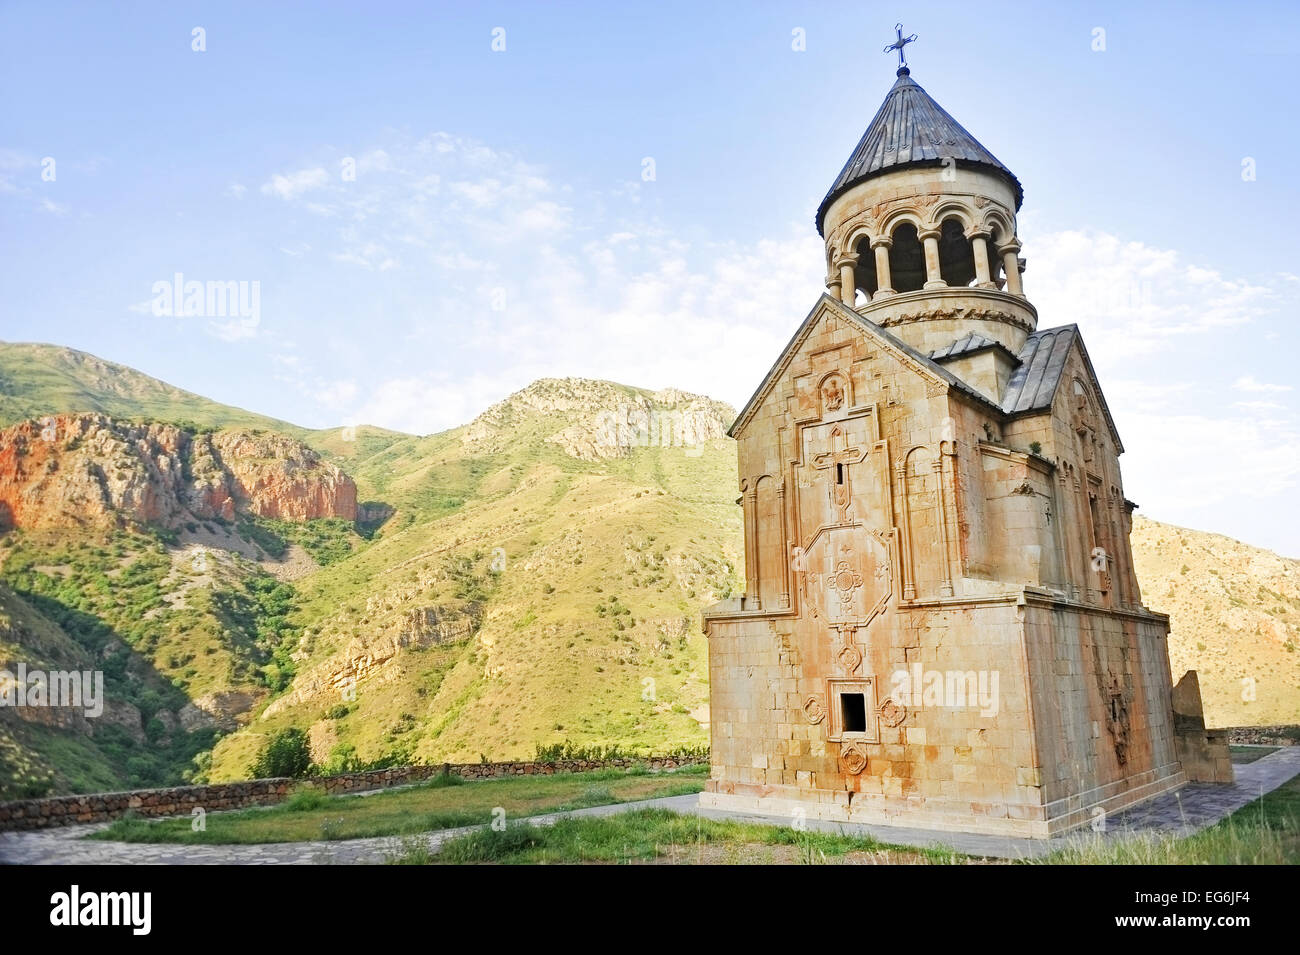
[88,765,707,845]
[81,754,1300,864]
[1228,745,1280,764]
[421,808,974,865]
[408,773,1300,865]
[1037,775,1300,865]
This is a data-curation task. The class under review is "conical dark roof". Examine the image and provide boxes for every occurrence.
[815,68,1022,235]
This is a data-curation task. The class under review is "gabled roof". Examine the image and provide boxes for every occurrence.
[1002,325,1124,453]
[728,294,1002,438]
[929,332,1017,363]
[815,68,1023,235]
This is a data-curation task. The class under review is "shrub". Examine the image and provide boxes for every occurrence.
[250,728,313,779]
[282,785,328,812]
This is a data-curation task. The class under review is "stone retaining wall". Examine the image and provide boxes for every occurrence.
[1227,725,1300,747]
[0,756,706,832]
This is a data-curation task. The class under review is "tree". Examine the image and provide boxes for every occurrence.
[250,728,312,779]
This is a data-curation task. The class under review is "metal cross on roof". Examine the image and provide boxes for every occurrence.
[884,22,917,70]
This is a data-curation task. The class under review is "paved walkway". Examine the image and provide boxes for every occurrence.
[0,794,696,865]
[688,746,1300,859]
[3,747,1296,864]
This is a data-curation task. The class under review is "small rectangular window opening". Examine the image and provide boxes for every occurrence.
[841,692,867,733]
[836,462,844,485]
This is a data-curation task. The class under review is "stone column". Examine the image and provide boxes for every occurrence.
[969,231,995,288]
[935,443,955,597]
[835,253,859,306]
[776,479,790,609]
[825,269,842,302]
[999,242,1024,296]
[742,483,761,610]
[919,229,945,289]
[870,237,895,300]
[897,461,916,600]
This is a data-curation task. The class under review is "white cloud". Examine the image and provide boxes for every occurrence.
[1024,229,1276,355]
[312,378,358,408]
[227,183,247,199]
[330,241,396,271]
[357,149,391,174]
[1234,374,1292,393]
[261,167,330,200]
[449,178,501,205]
[209,317,260,342]
[1117,409,1300,513]
[245,136,1299,553]
[1025,230,1300,552]
[0,150,73,214]
[352,376,502,436]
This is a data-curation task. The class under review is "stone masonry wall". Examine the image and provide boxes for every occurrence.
[0,755,705,832]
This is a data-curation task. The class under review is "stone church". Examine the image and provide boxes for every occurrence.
[702,60,1229,837]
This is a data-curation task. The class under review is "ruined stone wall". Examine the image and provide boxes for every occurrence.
[1171,670,1233,783]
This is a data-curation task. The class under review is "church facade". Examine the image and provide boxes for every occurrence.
[702,63,1221,837]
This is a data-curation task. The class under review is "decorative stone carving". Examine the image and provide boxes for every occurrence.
[878,305,1036,334]
[830,561,864,606]
[1104,677,1131,766]
[879,698,907,727]
[822,375,845,411]
[840,742,868,776]
[810,425,866,521]
[836,642,863,675]
[803,695,826,724]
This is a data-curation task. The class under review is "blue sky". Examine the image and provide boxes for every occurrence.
[2,1,1298,555]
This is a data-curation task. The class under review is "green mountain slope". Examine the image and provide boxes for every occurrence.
[207,379,741,778]
[0,578,214,798]
[0,341,311,437]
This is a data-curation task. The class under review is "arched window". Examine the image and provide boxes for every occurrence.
[937,217,976,287]
[888,223,925,293]
[1072,378,1093,412]
[853,236,878,302]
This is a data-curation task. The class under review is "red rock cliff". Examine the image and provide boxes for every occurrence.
[0,414,356,531]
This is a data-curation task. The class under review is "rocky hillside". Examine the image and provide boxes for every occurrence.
[204,379,740,779]
[0,413,356,532]
[462,377,732,462]
[0,406,368,798]
[0,582,165,797]
[1132,516,1300,727]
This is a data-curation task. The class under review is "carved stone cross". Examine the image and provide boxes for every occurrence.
[812,426,866,519]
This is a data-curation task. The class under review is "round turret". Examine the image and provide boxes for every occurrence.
[818,68,1035,356]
